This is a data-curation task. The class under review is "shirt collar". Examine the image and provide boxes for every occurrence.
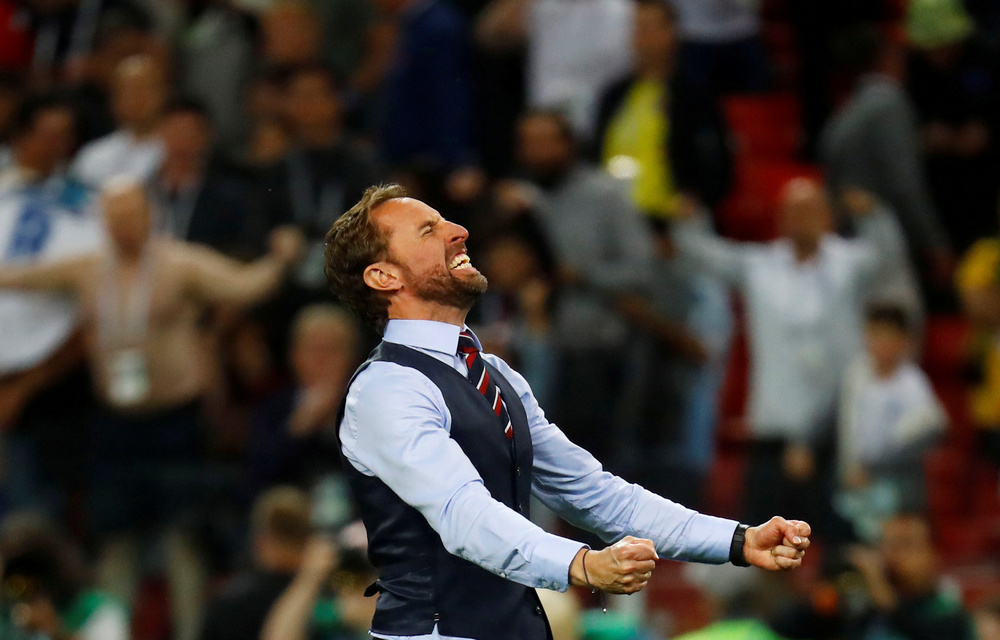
[383,319,481,355]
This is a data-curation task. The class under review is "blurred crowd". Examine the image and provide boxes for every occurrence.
[1,0,1000,638]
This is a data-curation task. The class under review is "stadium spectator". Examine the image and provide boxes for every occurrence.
[374,0,483,204]
[0,94,101,520]
[500,108,655,459]
[976,598,1000,640]
[0,180,304,640]
[955,219,1000,464]
[248,305,361,496]
[820,24,955,292]
[261,542,378,640]
[595,0,733,221]
[623,219,733,508]
[259,0,323,71]
[673,179,907,529]
[477,0,633,136]
[198,486,313,640]
[0,513,129,640]
[71,54,166,188]
[671,0,770,95]
[473,222,559,409]
[273,64,381,293]
[848,514,976,639]
[0,72,24,171]
[770,514,976,639]
[835,304,946,541]
[174,0,254,149]
[149,98,267,258]
[906,0,1000,254]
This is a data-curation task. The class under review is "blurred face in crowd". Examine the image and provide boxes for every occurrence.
[865,320,910,374]
[633,2,677,75]
[291,310,359,388]
[14,106,76,176]
[261,1,321,66]
[286,70,341,140]
[779,178,832,250]
[516,114,575,185]
[101,181,152,257]
[880,515,939,597]
[159,110,211,165]
[976,607,1000,640]
[366,198,488,314]
[484,236,538,295]
[112,56,166,133]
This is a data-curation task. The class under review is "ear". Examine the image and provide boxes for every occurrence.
[363,261,402,294]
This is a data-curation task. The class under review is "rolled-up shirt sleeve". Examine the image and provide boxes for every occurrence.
[340,362,585,591]
[484,356,739,564]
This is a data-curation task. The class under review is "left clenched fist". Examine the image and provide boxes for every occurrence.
[744,517,811,571]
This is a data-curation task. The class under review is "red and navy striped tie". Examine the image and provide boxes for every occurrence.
[457,330,513,440]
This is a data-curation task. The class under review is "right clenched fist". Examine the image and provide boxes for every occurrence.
[569,536,659,594]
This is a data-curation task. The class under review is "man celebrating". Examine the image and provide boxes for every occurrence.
[324,184,811,640]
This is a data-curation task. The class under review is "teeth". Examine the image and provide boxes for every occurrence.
[449,254,471,270]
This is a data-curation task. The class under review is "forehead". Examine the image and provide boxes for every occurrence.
[372,198,441,232]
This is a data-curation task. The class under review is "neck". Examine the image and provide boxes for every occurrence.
[637,57,672,82]
[873,359,900,379]
[388,301,469,328]
[12,152,55,180]
[792,239,820,262]
[114,244,145,267]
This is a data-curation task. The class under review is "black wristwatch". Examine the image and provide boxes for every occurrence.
[729,523,750,567]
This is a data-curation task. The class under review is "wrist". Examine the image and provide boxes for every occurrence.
[568,547,590,587]
[729,524,750,567]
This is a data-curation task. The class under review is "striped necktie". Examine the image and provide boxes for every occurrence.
[457,330,513,440]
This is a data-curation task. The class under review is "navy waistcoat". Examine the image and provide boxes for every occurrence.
[336,342,551,640]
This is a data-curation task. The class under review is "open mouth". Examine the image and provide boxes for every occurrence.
[448,252,474,271]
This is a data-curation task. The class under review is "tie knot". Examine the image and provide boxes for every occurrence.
[457,330,479,355]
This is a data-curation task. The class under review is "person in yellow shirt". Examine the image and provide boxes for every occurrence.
[955,232,1000,460]
[594,0,732,224]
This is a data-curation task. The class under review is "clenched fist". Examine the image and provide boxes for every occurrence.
[569,536,659,594]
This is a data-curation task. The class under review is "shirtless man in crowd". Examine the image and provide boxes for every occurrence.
[0,179,303,640]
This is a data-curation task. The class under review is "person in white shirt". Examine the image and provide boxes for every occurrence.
[71,54,166,189]
[835,304,945,542]
[476,0,634,135]
[0,95,104,522]
[674,179,907,529]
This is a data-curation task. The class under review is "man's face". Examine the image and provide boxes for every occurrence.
[372,198,487,310]
[159,112,210,163]
[634,4,677,67]
[17,107,76,172]
[779,179,832,246]
[112,60,166,129]
[880,517,938,596]
[516,115,574,183]
[286,72,340,134]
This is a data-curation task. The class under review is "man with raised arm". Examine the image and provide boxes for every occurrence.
[323,184,812,640]
[0,179,303,640]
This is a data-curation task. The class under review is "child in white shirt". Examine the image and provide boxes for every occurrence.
[836,304,946,541]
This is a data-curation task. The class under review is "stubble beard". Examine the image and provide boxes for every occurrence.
[408,264,489,311]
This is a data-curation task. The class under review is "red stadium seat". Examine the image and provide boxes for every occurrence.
[724,93,802,161]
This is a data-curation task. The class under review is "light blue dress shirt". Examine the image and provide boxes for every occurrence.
[340,319,739,640]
